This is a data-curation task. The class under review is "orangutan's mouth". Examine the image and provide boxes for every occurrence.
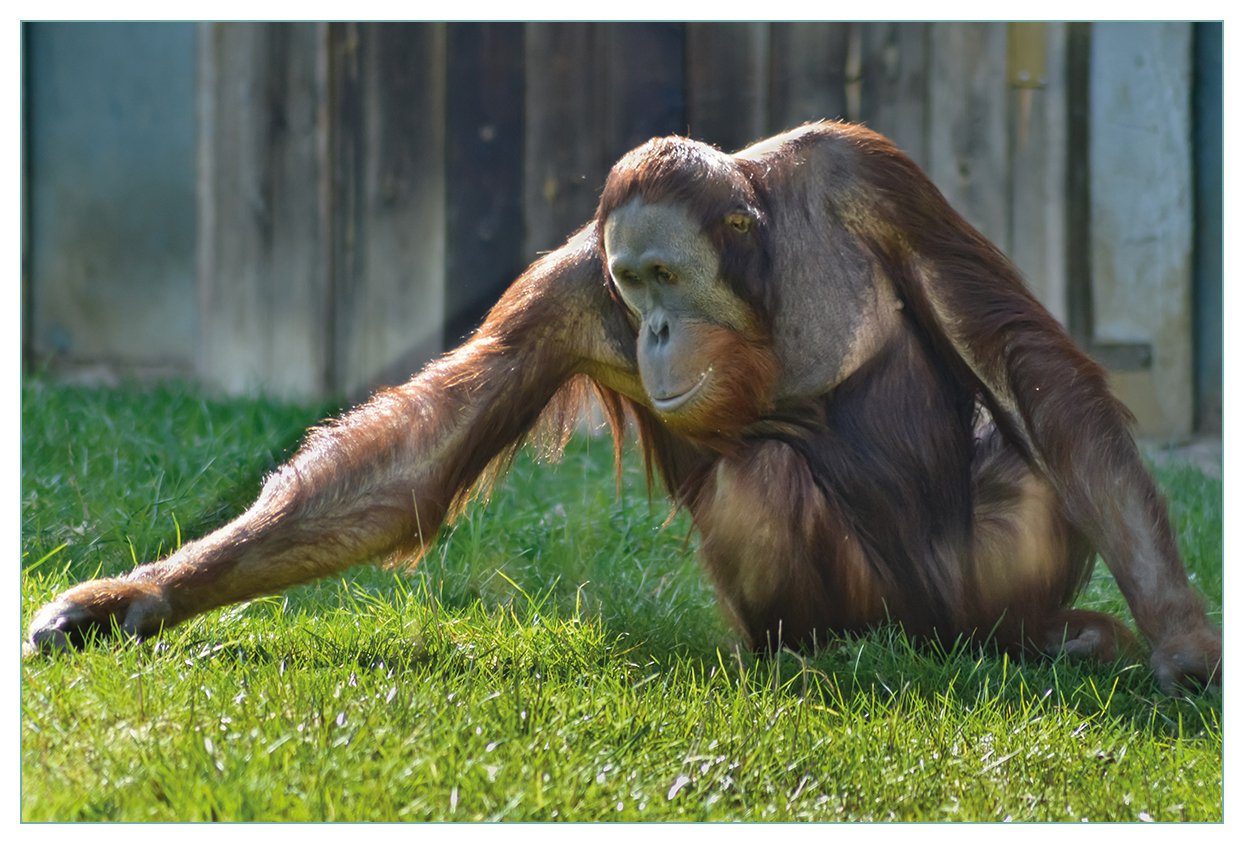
[651,370,709,414]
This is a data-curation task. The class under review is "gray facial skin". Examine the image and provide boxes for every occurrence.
[603,200,755,412]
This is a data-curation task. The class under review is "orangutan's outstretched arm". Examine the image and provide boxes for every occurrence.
[25,227,637,653]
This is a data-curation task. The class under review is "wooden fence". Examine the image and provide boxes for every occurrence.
[25,22,1217,436]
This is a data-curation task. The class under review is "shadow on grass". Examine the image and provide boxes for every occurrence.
[125,585,1221,745]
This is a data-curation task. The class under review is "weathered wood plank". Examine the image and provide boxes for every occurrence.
[523,23,606,258]
[1192,22,1222,433]
[198,22,331,398]
[686,23,769,152]
[927,23,1010,252]
[1064,23,1093,347]
[444,23,526,347]
[21,25,32,366]
[859,23,929,169]
[1089,22,1194,437]
[768,23,850,131]
[329,23,445,398]
[600,23,687,160]
[1007,22,1069,324]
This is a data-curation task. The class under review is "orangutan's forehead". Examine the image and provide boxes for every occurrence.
[602,200,716,262]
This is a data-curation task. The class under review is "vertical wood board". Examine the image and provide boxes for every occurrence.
[1007,22,1069,324]
[859,23,929,169]
[198,23,331,398]
[600,23,687,161]
[686,23,769,152]
[1089,22,1194,437]
[1192,22,1222,433]
[444,23,526,347]
[523,24,607,258]
[769,23,850,131]
[928,24,1011,252]
[330,23,446,397]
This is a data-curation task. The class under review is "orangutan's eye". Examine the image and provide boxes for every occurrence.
[725,212,753,233]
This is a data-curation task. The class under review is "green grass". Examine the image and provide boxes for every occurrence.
[20,377,1222,822]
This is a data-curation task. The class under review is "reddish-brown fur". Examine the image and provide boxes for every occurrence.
[26,122,1218,692]
[643,322,779,446]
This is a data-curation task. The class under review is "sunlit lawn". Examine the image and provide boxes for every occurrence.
[20,377,1222,821]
